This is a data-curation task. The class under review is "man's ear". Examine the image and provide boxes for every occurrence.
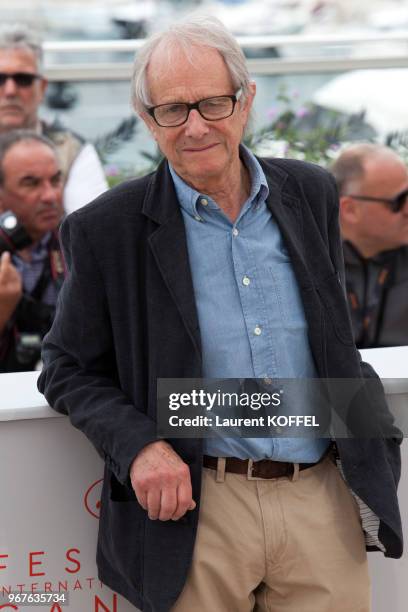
[241,81,256,114]
[339,195,361,225]
[247,80,256,101]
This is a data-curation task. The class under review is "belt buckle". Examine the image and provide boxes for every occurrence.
[246,458,268,480]
[246,459,300,481]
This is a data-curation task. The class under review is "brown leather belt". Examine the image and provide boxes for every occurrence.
[203,455,322,480]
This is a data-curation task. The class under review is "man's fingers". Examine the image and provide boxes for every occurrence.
[0,251,10,277]
[0,251,18,279]
[129,441,196,521]
[0,251,10,265]
[135,491,148,511]
[159,488,178,521]
[146,489,161,521]
[171,482,195,521]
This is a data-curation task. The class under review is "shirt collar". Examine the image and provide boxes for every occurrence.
[169,144,269,220]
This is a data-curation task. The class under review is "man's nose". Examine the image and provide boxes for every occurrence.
[41,181,61,204]
[184,109,210,138]
[3,77,19,97]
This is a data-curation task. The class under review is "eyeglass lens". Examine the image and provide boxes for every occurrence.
[0,73,39,87]
[155,96,235,126]
[394,191,408,212]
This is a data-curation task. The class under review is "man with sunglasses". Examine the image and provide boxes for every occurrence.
[0,24,107,215]
[331,143,408,347]
[38,16,402,612]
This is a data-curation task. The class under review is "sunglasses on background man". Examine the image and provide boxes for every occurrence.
[347,189,408,213]
[0,72,41,88]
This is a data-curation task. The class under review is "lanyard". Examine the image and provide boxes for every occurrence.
[347,261,394,347]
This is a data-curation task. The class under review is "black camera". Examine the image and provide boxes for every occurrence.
[3,296,56,371]
[0,210,32,255]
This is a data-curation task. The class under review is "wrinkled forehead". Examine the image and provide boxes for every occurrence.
[0,46,39,72]
[3,141,58,176]
[149,41,228,81]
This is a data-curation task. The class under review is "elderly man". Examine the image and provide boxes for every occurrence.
[0,24,107,214]
[38,17,402,612]
[331,144,408,348]
[0,130,64,371]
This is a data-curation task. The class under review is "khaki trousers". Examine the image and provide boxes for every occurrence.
[172,456,370,612]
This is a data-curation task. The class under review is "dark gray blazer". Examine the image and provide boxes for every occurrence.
[38,157,402,612]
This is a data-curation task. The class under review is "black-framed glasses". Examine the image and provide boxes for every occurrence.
[0,72,41,88]
[347,189,408,213]
[146,89,242,127]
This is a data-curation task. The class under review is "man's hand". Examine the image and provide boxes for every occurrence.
[130,440,196,521]
[0,252,22,333]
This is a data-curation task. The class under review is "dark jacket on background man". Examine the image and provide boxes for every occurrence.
[343,241,408,348]
[38,158,402,612]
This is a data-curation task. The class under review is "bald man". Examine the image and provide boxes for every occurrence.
[331,144,408,347]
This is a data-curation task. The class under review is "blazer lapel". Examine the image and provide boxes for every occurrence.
[143,161,202,359]
[264,169,313,291]
[262,162,326,375]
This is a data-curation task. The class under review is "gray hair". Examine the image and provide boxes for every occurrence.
[330,143,402,195]
[0,130,56,186]
[0,23,43,72]
[131,15,252,114]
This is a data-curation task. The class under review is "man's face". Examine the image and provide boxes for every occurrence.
[0,141,63,243]
[0,48,47,131]
[141,45,254,189]
[350,155,408,253]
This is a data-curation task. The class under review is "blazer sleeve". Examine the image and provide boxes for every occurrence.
[37,213,158,485]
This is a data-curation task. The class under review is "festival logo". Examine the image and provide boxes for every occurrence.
[84,479,103,519]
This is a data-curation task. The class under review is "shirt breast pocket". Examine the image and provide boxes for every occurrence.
[269,262,308,330]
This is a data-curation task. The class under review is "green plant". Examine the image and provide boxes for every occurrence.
[99,85,408,184]
[245,86,376,165]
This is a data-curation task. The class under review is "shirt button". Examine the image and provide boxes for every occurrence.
[194,215,203,222]
[232,228,239,237]
[254,326,262,336]
[200,198,208,206]
[242,276,251,286]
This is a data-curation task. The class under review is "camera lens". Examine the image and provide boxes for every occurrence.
[0,211,32,255]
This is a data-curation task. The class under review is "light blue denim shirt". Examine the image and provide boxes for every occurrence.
[169,146,329,461]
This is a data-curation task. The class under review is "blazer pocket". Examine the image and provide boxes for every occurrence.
[316,273,355,346]
[110,472,138,502]
[108,499,145,592]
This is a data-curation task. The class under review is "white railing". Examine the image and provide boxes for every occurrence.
[43,31,408,52]
[42,32,408,80]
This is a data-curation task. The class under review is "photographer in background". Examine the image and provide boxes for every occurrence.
[0,130,64,372]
